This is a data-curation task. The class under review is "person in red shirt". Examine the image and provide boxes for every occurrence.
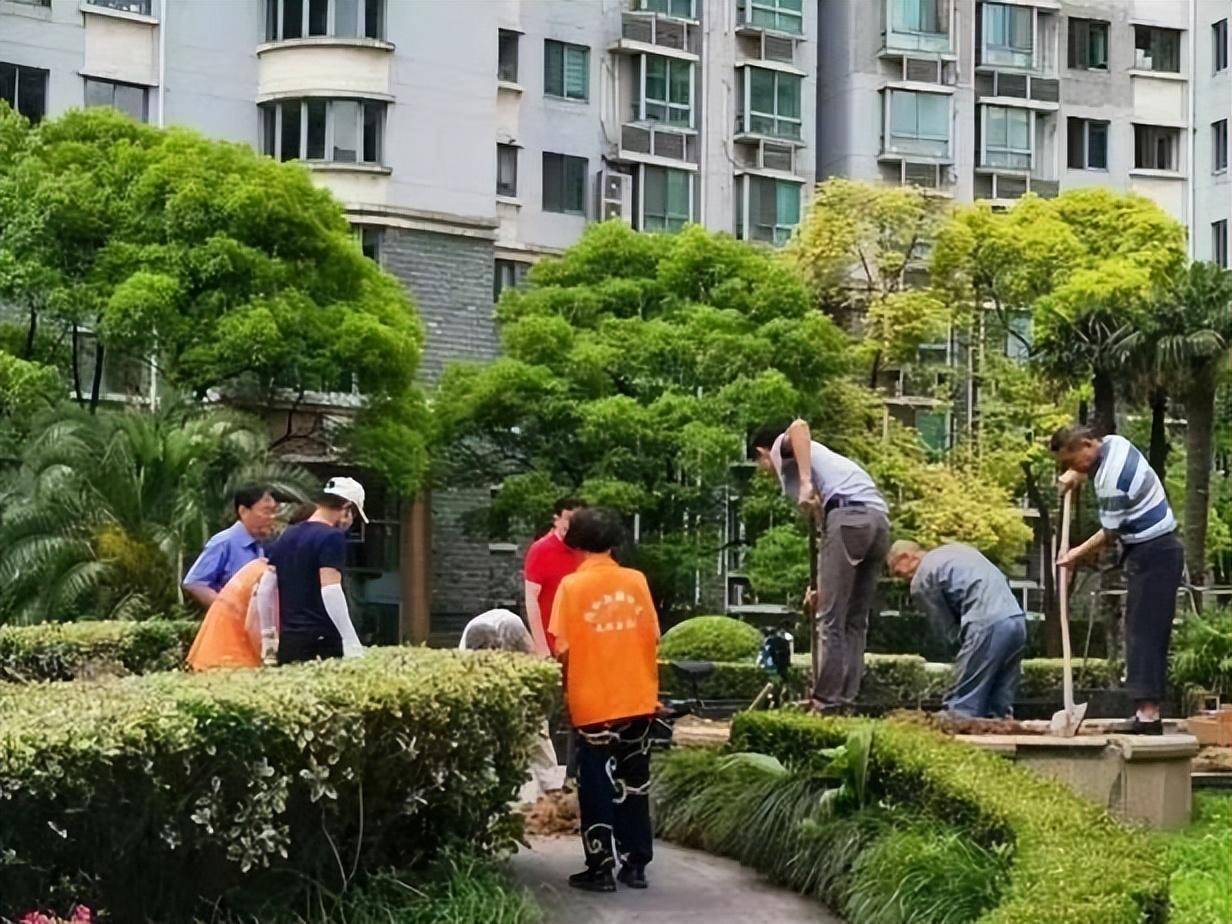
[549,508,660,894]
[523,497,586,657]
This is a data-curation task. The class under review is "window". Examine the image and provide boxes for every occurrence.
[1214,221,1229,268]
[1006,314,1032,361]
[892,0,945,34]
[0,62,48,124]
[1214,120,1228,172]
[542,152,587,215]
[494,259,530,302]
[359,226,382,263]
[642,166,691,232]
[1134,26,1180,73]
[743,177,801,245]
[1134,124,1180,171]
[743,68,802,139]
[544,40,589,101]
[643,56,692,126]
[498,29,519,82]
[497,143,518,197]
[887,89,949,156]
[83,77,148,122]
[642,0,694,17]
[983,105,1031,168]
[982,3,1033,69]
[261,98,385,164]
[1215,20,1228,72]
[915,410,949,454]
[1066,118,1108,169]
[745,0,803,34]
[89,0,151,13]
[1067,18,1108,69]
[265,0,383,41]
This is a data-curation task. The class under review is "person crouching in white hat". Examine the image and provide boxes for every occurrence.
[267,477,368,664]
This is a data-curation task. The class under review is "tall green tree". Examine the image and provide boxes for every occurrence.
[0,404,314,623]
[0,104,428,493]
[932,189,1186,435]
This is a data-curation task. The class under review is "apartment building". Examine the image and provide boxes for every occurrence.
[0,0,817,640]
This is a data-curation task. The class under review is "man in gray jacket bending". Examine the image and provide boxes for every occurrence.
[887,540,1027,719]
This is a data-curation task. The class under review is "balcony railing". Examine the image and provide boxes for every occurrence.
[620,122,699,164]
[618,11,699,55]
[974,172,1059,201]
[975,71,1059,103]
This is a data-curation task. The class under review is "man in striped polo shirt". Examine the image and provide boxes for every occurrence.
[1051,426,1184,735]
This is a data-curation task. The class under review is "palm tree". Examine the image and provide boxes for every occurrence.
[1139,262,1232,593]
[0,404,313,623]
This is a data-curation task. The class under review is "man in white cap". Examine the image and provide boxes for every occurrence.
[268,476,368,664]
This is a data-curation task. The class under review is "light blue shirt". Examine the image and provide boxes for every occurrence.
[910,543,1024,643]
[770,435,888,513]
[182,520,264,592]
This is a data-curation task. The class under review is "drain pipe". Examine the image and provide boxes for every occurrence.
[1188,0,1196,258]
[157,0,167,128]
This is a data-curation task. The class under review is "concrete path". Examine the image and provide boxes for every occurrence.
[510,835,840,923]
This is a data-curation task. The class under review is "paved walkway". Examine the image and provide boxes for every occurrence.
[510,835,840,923]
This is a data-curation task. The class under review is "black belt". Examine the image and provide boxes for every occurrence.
[824,496,866,515]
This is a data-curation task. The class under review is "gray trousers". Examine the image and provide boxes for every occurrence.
[813,506,891,705]
[944,615,1027,719]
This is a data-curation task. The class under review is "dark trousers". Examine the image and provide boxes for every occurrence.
[945,616,1027,719]
[277,629,343,665]
[576,717,654,872]
[814,507,892,705]
[1123,533,1184,703]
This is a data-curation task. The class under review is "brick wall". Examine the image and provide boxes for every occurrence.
[380,227,517,633]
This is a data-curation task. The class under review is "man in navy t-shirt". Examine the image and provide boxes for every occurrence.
[269,477,369,664]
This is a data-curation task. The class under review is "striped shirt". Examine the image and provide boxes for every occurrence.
[1091,435,1176,544]
[770,435,888,513]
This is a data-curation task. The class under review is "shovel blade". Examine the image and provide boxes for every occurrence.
[1049,701,1089,738]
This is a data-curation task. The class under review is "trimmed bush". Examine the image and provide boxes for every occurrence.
[729,712,1168,923]
[1019,658,1119,698]
[0,647,559,921]
[658,659,806,702]
[0,619,197,682]
[859,653,931,705]
[659,615,762,662]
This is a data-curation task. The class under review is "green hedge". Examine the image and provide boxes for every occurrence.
[0,619,197,682]
[728,712,1167,923]
[657,653,1120,707]
[0,647,559,921]
[659,616,763,662]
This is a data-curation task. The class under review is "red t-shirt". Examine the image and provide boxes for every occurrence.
[524,531,582,654]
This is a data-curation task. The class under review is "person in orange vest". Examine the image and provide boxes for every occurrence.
[186,558,278,671]
[548,508,660,893]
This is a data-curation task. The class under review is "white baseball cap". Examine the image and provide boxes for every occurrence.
[323,476,368,523]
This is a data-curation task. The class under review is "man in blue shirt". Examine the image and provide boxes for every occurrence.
[887,540,1027,719]
[752,418,891,711]
[182,485,278,608]
[1051,426,1184,735]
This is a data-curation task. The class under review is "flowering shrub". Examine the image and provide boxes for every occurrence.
[18,907,92,924]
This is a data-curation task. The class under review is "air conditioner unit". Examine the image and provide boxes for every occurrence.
[596,170,633,224]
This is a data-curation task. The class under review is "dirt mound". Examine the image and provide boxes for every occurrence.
[522,789,580,837]
[886,709,1040,736]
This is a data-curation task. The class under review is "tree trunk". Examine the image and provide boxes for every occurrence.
[1184,366,1218,602]
[1078,399,1089,426]
[22,304,37,359]
[88,340,105,415]
[1148,385,1170,481]
[1091,369,1116,435]
[1022,461,1061,656]
[868,349,882,391]
[71,324,84,406]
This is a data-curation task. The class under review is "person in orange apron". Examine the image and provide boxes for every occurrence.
[186,559,277,671]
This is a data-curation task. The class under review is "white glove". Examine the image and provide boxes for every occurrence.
[321,583,364,658]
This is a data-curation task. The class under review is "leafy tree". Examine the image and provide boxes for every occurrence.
[932,189,1186,435]
[0,104,427,493]
[788,179,953,386]
[0,404,313,623]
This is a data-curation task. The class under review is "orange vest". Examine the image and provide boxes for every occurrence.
[548,554,660,727]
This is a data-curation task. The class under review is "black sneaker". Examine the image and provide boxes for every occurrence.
[617,864,648,889]
[1116,716,1164,736]
[568,868,616,893]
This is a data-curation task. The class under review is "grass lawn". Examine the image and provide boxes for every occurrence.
[1165,793,1232,924]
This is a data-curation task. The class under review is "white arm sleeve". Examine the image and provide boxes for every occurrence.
[322,583,364,657]
[254,567,280,662]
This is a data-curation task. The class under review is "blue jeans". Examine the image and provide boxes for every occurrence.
[944,616,1027,719]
